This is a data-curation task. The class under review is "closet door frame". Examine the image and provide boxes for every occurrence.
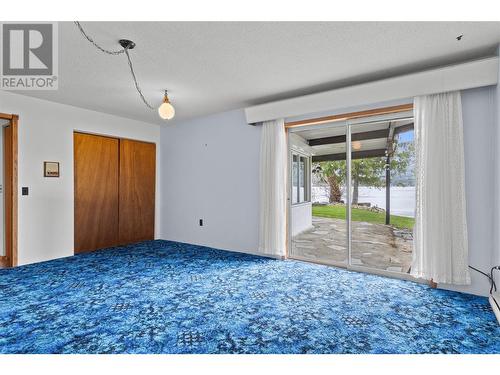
[73,131,156,253]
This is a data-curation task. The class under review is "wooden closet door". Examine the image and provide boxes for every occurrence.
[74,133,119,253]
[119,139,156,244]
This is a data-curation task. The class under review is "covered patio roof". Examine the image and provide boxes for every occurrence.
[292,118,414,162]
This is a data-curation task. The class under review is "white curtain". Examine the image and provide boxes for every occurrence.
[259,118,287,257]
[411,91,471,285]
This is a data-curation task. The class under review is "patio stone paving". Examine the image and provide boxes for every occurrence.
[291,216,413,273]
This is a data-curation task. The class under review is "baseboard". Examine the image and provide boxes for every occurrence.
[0,256,9,268]
[159,238,285,260]
[490,292,500,325]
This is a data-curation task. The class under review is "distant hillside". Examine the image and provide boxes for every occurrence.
[391,140,415,187]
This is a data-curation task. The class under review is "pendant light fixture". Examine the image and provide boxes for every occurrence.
[158,90,175,120]
[75,22,176,121]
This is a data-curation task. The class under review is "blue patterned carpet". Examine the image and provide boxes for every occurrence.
[0,240,499,354]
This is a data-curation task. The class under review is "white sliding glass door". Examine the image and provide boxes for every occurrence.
[288,111,416,280]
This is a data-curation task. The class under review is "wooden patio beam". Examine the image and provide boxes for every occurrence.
[312,148,387,162]
[308,128,390,146]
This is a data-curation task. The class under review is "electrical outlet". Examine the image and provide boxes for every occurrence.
[22,187,29,196]
[199,219,203,227]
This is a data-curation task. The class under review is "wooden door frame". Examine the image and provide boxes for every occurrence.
[73,131,156,253]
[0,112,18,267]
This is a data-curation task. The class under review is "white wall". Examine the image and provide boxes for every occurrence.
[289,133,313,237]
[160,109,261,254]
[0,91,161,266]
[291,203,312,237]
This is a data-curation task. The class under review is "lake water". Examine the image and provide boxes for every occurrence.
[312,186,415,218]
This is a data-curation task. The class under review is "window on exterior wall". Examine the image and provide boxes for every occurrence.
[292,152,310,204]
[292,154,299,204]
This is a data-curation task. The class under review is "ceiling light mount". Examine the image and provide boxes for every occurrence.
[75,22,175,121]
[162,90,171,103]
[119,39,136,50]
[158,90,175,120]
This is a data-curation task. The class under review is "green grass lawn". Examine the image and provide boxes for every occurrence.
[312,204,415,230]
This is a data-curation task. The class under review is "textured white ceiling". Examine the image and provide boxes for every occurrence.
[13,21,500,125]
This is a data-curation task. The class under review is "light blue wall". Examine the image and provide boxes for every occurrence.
[160,109,262,255]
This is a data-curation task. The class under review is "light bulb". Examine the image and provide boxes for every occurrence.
[158,91,175,120]
[158,102,175,120]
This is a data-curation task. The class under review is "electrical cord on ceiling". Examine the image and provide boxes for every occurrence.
[124,49,155,110]
[74,21,156,110]
[74,21,127,55]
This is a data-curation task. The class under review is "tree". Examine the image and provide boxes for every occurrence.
[313,139,412,205]
[312,161,346,203]
[350,157,386,204]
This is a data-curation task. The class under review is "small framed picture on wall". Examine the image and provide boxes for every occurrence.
[44,161,60,177]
